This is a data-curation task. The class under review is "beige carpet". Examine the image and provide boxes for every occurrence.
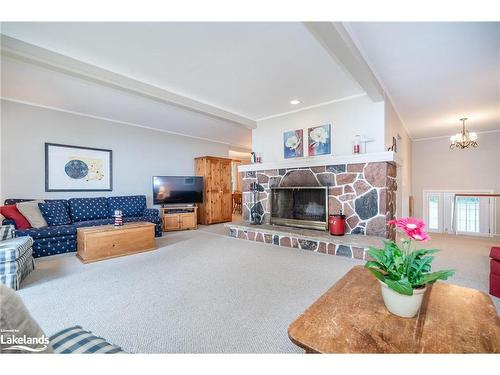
[16,225,499,353]
[419,233,500,311]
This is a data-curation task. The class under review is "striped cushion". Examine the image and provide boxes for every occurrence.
[0,249,34,274]
[0,225,15,240]
[49,326,125,354]
[0,236,34,263]
[0,253,34,290]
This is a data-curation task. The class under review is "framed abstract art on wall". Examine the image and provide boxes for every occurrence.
[308,124,331,156]
[283,129,304,159]
[45,143,113,192]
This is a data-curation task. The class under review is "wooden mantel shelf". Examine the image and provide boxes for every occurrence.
[238,151,401,172]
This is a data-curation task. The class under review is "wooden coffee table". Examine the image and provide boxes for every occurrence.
[77,222,156,263]
[288,266,500,353]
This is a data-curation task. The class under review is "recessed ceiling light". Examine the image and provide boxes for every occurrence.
[290,99,301,105]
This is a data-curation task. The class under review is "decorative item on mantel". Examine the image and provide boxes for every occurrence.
[250,152,263,164]
[354,135,375,154]
[114,209,123,227]
[353,135,361,154]
[365,217,455,318]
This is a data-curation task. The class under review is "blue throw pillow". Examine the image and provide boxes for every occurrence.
[38,202,71,226]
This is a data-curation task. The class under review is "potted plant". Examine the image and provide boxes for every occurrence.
[365,218,455,318]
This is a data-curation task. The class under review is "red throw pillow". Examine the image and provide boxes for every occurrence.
[0,205,31,230]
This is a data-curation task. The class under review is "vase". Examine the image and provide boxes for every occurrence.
[379,281,427,318]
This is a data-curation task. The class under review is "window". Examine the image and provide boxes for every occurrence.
[455,197,480,233]
[428,195,440,230]
[424,191,492,236]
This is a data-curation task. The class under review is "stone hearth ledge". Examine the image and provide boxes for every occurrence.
[225,221,386,260]
[238,151,401,172]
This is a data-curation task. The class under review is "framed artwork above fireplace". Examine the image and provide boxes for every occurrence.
[308,124,331,156]
[283,129,304,159]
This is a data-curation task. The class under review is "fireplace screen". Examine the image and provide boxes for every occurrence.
[270,187,328,230]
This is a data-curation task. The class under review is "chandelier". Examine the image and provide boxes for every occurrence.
[449,118,478,149]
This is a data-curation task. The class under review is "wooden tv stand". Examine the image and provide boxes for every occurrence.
[161,206,198,232]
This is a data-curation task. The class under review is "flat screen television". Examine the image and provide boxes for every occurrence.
[153,176,203,205]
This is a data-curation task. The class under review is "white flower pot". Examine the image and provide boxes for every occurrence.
[379,281,427,318]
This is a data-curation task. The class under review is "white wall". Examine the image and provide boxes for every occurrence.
[412,132,500,235]
[1,100,230,206]
[384,98,412,218]
[252,95,385,163]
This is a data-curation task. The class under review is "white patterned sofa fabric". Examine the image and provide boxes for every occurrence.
[0,236,35,290]
[49,326,125,354]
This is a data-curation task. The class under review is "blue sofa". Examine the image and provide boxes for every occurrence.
[2,195,162,258]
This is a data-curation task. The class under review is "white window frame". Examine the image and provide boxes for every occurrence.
[423,192,443,233]
[423,189,495,237]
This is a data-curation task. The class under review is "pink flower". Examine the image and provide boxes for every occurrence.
[389,217,425,231]
[407,228,430,242]
[388,217,429,241]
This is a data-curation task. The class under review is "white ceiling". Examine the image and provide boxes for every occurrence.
[345,22,500,139]
[1,22,363,120]
[2,22,498,143]
[1,56,252,148]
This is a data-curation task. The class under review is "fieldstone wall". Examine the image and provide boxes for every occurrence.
[241,161,397,239]
[227,226,368,260]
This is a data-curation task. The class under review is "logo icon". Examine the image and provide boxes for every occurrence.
[1,330,50,353]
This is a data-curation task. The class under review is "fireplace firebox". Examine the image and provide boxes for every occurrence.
[270,187,328,230]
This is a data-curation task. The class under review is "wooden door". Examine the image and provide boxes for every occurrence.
[220,160,233,221]
[208,159,222,224]
[195,158,207,225]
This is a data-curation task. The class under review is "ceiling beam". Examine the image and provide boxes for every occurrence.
[303,22,384,102]
[0,34,257,129]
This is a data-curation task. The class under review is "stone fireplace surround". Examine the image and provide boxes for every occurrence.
[240,158,397,238]
[228,152,399,261]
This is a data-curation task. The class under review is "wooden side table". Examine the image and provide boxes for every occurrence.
[288,266,500,353]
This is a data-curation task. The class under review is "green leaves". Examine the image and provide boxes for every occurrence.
[364,240,455,296]
[385,278,414,296]
[366,266,387,283]
[366,247,386,266]
[419,270,455,285]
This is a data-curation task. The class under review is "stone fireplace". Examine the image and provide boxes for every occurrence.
[228,153,398,260]
[270,187,328,230]
[240,153,398,239]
